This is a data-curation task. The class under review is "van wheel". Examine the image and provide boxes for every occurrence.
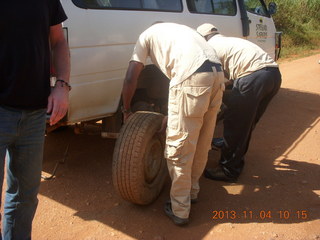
[112,111,167,205]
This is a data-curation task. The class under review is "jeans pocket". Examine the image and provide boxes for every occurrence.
[183,86,211,118]
[165,129,188,164]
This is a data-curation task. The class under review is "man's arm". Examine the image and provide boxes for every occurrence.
[122,61,144,121]
[47,23,71,126]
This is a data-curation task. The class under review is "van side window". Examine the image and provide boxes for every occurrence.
[187,0,236,16]
[72,0,183,12]
[244,0,269,17]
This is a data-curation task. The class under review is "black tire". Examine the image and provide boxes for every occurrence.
[112,111,167,205]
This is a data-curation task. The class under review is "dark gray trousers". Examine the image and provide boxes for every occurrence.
[220,67,282,177]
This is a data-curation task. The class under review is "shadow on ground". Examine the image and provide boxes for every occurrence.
[40,87,320,239]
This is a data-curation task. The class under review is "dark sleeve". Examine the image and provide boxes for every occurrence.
[50,0,68,26]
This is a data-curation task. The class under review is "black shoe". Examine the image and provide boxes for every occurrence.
[204,167,237,183]
[164,201,189,226]
[212,138,224,149]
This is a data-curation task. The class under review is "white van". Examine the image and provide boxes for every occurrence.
[58,0,281,135]
[58,0,281,205]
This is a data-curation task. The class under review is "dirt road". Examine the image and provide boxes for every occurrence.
[12,53,320,239]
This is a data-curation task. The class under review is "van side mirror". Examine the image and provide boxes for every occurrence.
[268,2,277,15]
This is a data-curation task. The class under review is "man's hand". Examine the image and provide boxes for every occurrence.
[47,86,69,126]
[224,79,234,88]
[48,23,70,126]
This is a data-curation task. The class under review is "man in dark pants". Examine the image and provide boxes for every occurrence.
[197,23,282,182]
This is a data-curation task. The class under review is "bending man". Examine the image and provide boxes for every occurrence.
[122,22,224,225]
[197,23,282,182]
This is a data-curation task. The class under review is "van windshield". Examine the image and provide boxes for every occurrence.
[72,0,183,12]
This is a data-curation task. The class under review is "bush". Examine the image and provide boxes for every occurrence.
[266,0,320,57]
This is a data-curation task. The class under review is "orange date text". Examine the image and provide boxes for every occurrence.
[212,210,308,220]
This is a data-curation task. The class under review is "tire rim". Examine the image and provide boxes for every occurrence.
[144,137,163,183]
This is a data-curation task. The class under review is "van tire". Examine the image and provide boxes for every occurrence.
[112,111,167,205]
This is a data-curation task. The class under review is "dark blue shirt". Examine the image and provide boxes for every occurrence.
[0,0,67,109]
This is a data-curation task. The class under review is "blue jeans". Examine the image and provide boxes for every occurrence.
[0,106,46,240]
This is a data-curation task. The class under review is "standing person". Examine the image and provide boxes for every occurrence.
[0,1,70,239]
[197,23,282,182]
[122,22,224,225]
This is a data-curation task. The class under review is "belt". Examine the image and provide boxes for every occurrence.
[264,66,279,71]
[194,60,222,73]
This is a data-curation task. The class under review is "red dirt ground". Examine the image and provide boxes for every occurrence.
[2,53,320,240]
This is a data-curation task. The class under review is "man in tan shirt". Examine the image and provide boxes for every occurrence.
[197,23,282,182]
[122,22,224,225]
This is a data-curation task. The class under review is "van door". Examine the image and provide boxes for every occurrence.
[242,0,277,59]
[60,0,186,124]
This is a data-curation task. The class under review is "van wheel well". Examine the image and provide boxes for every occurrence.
[131,65,169,115]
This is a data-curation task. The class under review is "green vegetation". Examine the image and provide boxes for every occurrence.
[266,0,320,58]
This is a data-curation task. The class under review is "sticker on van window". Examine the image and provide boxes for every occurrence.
[256,24,267,42]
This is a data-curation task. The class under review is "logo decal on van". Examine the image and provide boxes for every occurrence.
[256,24,267,42]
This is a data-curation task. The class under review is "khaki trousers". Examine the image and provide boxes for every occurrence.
[165,70,224,219]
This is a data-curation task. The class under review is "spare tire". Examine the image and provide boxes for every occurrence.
[112,111,167,205]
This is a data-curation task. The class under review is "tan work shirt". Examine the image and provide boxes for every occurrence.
[208,34,278,80]
[131,23,221,88]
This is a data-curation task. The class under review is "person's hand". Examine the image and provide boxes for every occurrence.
[158,116,168,133]
[224,80,234,88]
[47,85,69,126]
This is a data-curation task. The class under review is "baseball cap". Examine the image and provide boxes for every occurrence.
[197,23,219,37]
